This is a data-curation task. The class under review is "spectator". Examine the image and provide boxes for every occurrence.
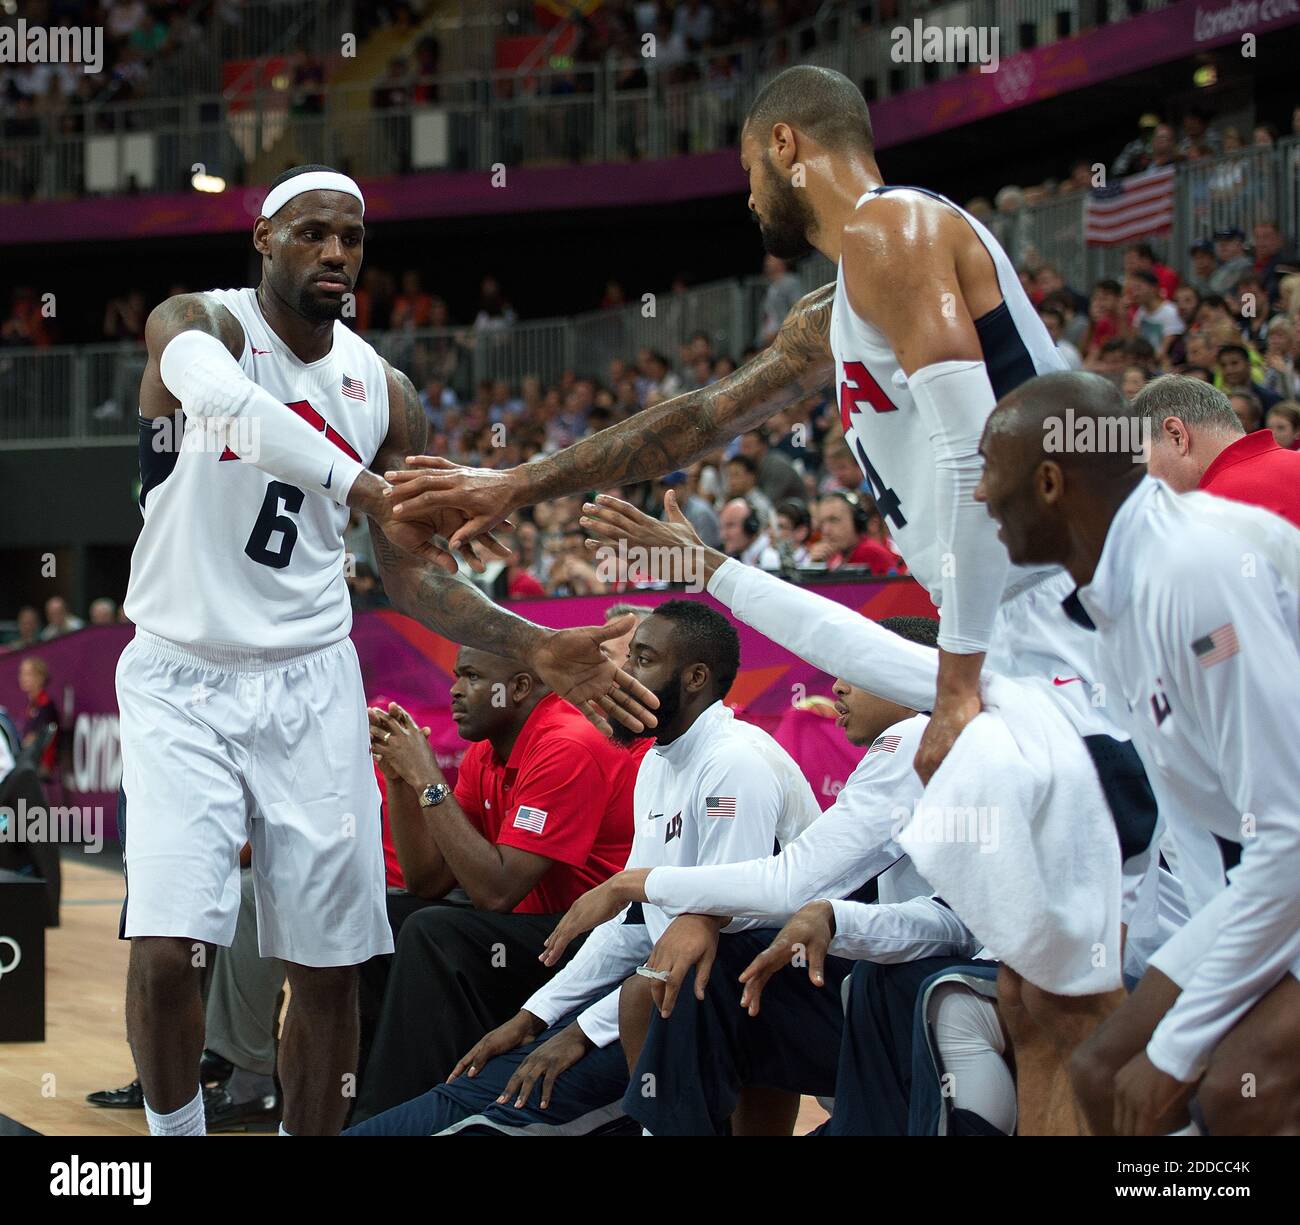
[1185,239,1219,297]
[1166,284,1202,365]
[806,493,897,574]
[738,428,805,505]
[1217,343,1282,412]
[17,655,58,776]
[390,271,434,330]
[88,598,117,626]
[1136,375,1300,527]
[756,254,803,346]
[1128,269,1184,359]
[1208,227,1253,295]
[1252,219,1296,300]
[1085,278,1126,359]
[1262,318,1300,399]
[1124,242,1179,299]
[10,606,40,649]
[473,276,516,333]
[1177,107,1220,158]
[719,498,780,569]
[1227,390,1264,433]
[1120,365,1148,399]
[40,596,83,640]
[721,453,775,524]
[774,498,813,566]
[1038,304,1082,370]
[1266,401,1300,450]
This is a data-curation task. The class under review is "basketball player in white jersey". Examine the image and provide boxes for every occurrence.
[383,70,1153,1128]
[118,165,656,1137]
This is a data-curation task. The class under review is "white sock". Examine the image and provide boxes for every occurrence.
[278,1122,293,1136]
[641,1127,653,1137]
[145,1087,205,1136]
[1166,1120,1202,1136]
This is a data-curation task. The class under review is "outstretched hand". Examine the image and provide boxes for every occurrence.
[387,456,521,552]
[534,615,659,733]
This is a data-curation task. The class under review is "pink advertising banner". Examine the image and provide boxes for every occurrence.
[0,577,935,843]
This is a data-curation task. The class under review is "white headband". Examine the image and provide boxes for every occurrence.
[261,171,365,220]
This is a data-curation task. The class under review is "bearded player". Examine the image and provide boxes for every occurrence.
[386,70,1159,1131]
[117,165,655,1137]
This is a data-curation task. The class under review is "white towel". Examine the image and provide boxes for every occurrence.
[896,674,1123,996]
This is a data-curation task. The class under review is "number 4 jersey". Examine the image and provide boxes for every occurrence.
[124,286,391,650]
[830,186,1065,606]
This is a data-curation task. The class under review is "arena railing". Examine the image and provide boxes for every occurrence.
[0,0,1175,202]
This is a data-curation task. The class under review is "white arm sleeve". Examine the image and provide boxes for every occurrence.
[574,989,624,1049]
[522,911,651,1041]
[708,558,939,710]
[1144,564,1300,1082]
[644,718,925,921]
[159,328,367,506]
[905,360,1009,655]
[829,895,981,963]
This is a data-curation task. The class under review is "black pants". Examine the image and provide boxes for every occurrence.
[0,765,59,926]
[352,897,566,1122]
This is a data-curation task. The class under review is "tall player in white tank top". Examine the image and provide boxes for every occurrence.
[118,165,658,1137]
[384,69,1160,1134]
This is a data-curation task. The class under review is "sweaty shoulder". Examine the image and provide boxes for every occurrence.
[842,190,963,269]
[144,292,244,360]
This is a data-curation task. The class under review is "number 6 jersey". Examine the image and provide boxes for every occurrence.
[124,286,391,650]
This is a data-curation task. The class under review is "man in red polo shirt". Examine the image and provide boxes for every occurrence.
[1136,374,1300,529]
[353,645,648,1121]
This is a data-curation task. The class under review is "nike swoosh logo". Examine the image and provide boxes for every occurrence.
[1053,676,1083,686]
[323,462,334,490]
[648,812,663,820]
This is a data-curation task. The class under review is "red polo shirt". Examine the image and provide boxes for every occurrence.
[831,536,899,575]
[452,693,646,914]
[1198,429,1300,530]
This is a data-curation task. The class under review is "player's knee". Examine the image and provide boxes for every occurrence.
[129,936,205,997]
[286,963,357,1015]
[996,965,1031,1038]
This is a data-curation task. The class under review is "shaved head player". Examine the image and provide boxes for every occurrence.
[118,165,655,1136]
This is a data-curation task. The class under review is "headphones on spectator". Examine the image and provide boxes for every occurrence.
[741,502,760,538]
[827,490,872,534]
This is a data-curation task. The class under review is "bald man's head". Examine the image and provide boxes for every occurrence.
[975,372,1147,567]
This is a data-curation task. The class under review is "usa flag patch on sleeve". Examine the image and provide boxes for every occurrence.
[513,805,548,834]
[705,796,736,819]
[868,733,902,754]
[1192,623,1239,668]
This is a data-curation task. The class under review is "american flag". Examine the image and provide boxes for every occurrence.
[1192,623,1239,669]
[868,733,903,755]
[512,805,548,834]
[1084,165,1176,246]
[705,796,736,819]
[341,374,366,401]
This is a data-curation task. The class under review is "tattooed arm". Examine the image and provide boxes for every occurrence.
[385,283,836,545]
[368,361,659,727]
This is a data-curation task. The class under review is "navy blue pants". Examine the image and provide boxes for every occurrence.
[344,1013,632,1136]
[623,929,850,1136]
[822,955,990,1136]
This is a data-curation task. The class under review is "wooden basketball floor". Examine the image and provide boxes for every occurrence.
[1,855,827,1137]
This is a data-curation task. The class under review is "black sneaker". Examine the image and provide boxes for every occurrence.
[199,1049,234,1086]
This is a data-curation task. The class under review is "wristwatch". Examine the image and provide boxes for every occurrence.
[418,781,451,809]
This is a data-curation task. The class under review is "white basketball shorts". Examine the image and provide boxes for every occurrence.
[116,629,392,967]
